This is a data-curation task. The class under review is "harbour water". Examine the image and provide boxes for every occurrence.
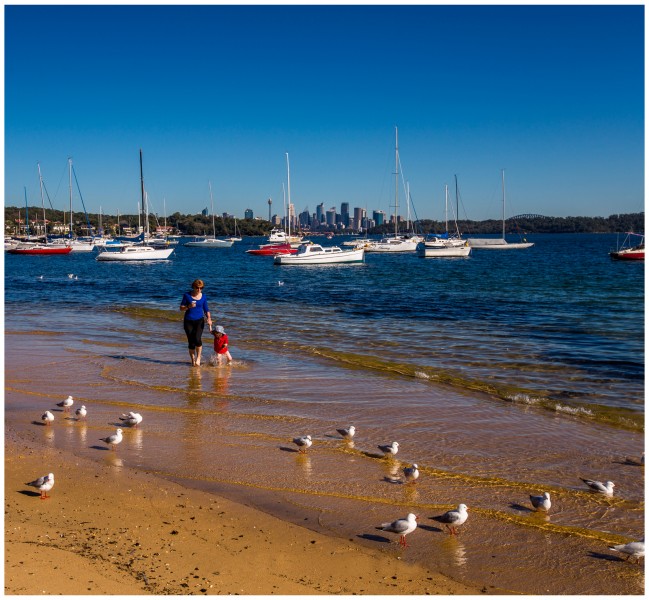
[4,233,644,594]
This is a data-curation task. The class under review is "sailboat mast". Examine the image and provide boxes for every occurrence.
[140,149,146,237]
[501,169,506,240]
[68,158,73,238]
[285,153,291,237]
[394,126,399,236]
[24,187,29,237]
[445,184,449,233]
[38,163,47,239]
[209,180,215,238]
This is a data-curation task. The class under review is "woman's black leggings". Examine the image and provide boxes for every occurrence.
[184,318,205,350]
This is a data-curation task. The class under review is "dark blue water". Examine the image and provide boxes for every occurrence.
[6,233,643,426]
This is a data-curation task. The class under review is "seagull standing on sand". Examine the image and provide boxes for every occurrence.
[530,492,552,512]
[403,463,419,484]
[609,539,645,563]
[432,503,469,535]
[57,396,74,411]
[100,428,123,450]
[26,472,54,499]
[119,412,143,428]
[41,410,54,425]
[336,425,355,440]
[379,513,418,547]
[378,441,399,456]
[292,435,312,453]
[75,405,87,420]
[580,478,615,496]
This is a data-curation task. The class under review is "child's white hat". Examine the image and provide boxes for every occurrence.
[212,325,225,334]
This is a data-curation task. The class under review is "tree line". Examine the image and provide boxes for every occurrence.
[4,206,644,237]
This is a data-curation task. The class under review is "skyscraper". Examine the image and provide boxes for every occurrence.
[340,202,350,227]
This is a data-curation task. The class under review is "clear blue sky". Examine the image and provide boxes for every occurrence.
[4,4,645,221]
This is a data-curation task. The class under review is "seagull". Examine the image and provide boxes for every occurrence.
[41,410,54,425]
[378,441,399,456]
[67,273,74,279]
[26,472,54,500]
[432,503,469,535]
[99,428,123,450]
[580,478,615,496]
[609,539,645,563]
[119,411,143,428]
[278,281,284,286]
[56,395,74,411]
[403,463,420,484]
[530,492,552,512]
[378,513,418,547]
[336,425,356,440]
[292,435,312,453]
[75,405,87,420]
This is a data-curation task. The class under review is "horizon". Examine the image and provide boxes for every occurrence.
[5,4,645,221]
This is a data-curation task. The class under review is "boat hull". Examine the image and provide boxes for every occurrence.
[610,249,644,260]
[417,242,471,258]
[469,238,534,249]
[184,238,234,248]
[246,243,297,256]
[274,247,365,265]
[96,247,174,261]
[7,245,73,255]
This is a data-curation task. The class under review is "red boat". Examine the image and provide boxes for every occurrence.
[246,243,297,256]
[610,233,644,261]
[7,244,73,255]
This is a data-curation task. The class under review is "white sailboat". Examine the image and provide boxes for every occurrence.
[185,181,234,248]
[96,150,174,261]
[417,182,471,258]
[225,217,242,242]
[366,127,422,253]
[469,170,534,249]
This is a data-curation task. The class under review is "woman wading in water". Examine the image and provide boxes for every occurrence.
[180,279,212,366]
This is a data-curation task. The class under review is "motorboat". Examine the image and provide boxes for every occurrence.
[417,236,471,258]
[7,243,73,255]
[96,245,174,261]
[273,243,365,265]
[246,242,297,256]
[610,232,644,261]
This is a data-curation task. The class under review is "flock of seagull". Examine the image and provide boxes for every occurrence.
[293,425,644,561]
[26,397,644,563]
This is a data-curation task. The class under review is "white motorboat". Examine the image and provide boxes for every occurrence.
[469,170,534,249]
[273,243,365,265]
[96,244,174,261]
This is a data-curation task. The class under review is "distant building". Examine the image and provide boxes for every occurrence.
[316,203,325,223]
[373,210,386,226]
[353,207,366,230]
[244,208,254,220]
[340,202,350,227]
[201,207,209,217]
[326,207,336,227]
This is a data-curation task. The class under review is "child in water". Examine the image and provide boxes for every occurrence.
[211,325,233,365]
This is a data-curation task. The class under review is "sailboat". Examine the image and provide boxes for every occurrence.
[8,172,73,255]
[469,170,534,249]
[225,217,242,242]
[366,127,422,253]
[96,150,175,261]
[417,181,471,258]
[185,181,234,248]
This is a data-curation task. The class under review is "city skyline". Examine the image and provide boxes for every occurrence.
[5,4,644,221]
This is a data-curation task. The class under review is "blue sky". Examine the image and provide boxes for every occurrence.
[4,4,645,221]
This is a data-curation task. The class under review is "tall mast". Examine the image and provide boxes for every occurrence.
[140,149,146,236]
[444,184,449,233]
[38,163,47,240]
[24,187,29,237]
[501,169,506,240]
[285,152,291,237]
[209,180,215,238]
[68,158,73,238]
[394,126,399,236]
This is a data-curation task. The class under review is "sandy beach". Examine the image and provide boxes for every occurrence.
[5,428,483,595]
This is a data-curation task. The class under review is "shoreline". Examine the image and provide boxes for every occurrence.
[5,427,484,595]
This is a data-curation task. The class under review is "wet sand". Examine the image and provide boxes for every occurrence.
[5,428,483,595]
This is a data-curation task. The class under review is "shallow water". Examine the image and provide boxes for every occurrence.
[4,234,645,594]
